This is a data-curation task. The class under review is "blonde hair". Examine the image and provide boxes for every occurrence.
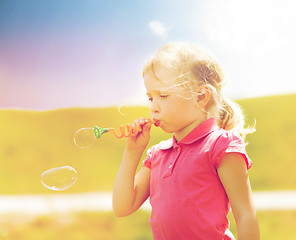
[143,42,255,139]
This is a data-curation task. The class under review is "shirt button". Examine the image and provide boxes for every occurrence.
[169,163,173,168]
[176,146,181,151]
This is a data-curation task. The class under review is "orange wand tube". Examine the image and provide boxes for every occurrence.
[74,119,158,149]
[107,119,156,138]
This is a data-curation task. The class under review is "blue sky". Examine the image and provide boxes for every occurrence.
[1,0,296,110]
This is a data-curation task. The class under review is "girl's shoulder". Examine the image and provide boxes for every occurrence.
[208,129,251,169]
[143,138,173,168]
[209,128,245,146]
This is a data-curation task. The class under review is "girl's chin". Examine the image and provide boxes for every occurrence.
[155,120,176,133]
[159,124,175,134]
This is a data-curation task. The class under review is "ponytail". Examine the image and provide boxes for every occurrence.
[214,94,255,140]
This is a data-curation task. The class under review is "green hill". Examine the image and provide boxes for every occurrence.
[0,94,295,194]
[0,106,170,194]
[238,94,296,191]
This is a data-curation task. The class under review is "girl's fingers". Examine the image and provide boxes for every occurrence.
[139,117,146,125]
[126,117,151,137]
[130,121,138,134]
[132,119,143,134]
[129,118,152,135]
[145,118,151,123]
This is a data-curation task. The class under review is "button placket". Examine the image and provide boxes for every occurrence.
[161,145,182,178]
[168,145,181,173]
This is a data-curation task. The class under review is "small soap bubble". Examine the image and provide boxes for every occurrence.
[73,127,96,149]
[41,166,78,191]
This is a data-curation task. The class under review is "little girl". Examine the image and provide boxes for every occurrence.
[113,42,260,239]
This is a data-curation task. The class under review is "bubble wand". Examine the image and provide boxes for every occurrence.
[41,119,158,191]
[74,119,158,148]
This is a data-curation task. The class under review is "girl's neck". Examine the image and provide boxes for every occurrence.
[174,117,207,142]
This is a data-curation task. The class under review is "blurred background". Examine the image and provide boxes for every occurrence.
[0,0,296,239]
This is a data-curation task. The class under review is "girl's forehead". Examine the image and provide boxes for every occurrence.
[152,61,177,81]
[144,73,168,92]
[143,61,189,94]
[144,62,179,87]
[144,73,185,95]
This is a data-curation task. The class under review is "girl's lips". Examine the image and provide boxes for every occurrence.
[153,119,160,127]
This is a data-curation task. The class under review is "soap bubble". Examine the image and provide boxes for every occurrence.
[73,127,96,149]
[41,166,78,191]
[73,127,109,148]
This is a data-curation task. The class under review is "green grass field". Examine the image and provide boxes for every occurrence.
[0,105,167,194]
[0,94,296,239]
[0,94,295,193]
[238,94,296,191]
[0,210,295,240]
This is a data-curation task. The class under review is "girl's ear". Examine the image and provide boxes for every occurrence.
[196,86,211,109]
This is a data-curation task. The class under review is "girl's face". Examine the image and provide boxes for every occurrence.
[144,64,206,141]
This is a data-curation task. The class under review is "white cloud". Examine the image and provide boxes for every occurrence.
[148,21,168,39]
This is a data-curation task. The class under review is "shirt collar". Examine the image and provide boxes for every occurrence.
[159,118,219,150]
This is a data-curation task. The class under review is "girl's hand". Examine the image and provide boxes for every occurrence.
[125,117,152,151]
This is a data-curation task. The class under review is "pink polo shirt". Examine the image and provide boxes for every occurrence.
[143,118,252,240]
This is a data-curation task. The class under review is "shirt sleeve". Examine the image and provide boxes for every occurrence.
[143,146,154,169]
[211,131,252,170]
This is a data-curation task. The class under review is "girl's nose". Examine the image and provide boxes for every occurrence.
[150,101,160,114]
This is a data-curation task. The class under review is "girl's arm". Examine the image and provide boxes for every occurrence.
[217,153,260,240]
[112,118,152,217]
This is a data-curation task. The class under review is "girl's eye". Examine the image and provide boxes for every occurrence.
[147,95,168,102]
